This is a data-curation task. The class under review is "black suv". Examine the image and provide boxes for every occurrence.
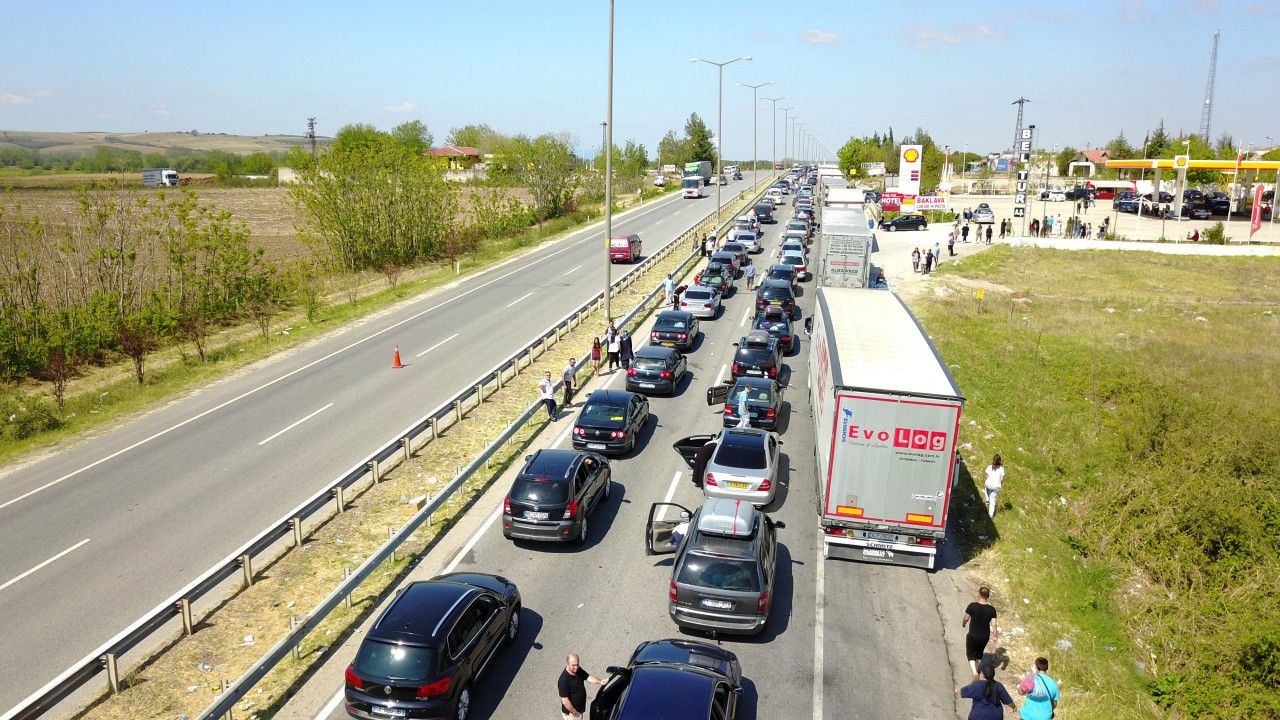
[572,390,650,455]
[731,330,782,380]
[708,376,784,430]
[753,202,774,223]
[590,639,743,720]
[754,278,796,316]
[344,573,521,720]
[503,449,610,544]
[879,214,928,232]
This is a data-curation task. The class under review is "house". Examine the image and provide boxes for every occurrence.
[1067,149,1109,177]
[426,145,482,170]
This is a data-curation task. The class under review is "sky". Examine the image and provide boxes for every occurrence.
[2,0,1278,161]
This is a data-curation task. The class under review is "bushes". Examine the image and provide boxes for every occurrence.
[0,391,61,439]
[1202,221,1228,244]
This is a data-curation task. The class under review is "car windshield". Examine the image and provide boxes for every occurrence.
[610,238,631,247]
[715,434,768,468]
[353,640,438,682]
[760,286,791,299]
[684,290,712,300]
[581,403,627,423]
[756,319,789,335]
[511,475,571,505]
[632,356,666,370]
[735,347,774,366]
[788,223,805,231]
[656,318,688,330]
[781,256,803,266]
[733,383,774,403]
[724,244,745,253]
[677,554,761,593]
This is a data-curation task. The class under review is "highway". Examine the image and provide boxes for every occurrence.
[0,177,761,713]
[284,199,960,720]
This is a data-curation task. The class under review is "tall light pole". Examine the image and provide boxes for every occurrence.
[603,0,615,323]
[781,106,794,165]
[760,95,785,175]
[740,81,773,190]
[691,54,752,221]
[795,121,805,168]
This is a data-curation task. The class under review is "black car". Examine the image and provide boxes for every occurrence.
[1143,190,1176,204]
[1206,192,1231,215]
[753,202,774,223]
[710,251,740,277]
[503,449,610,543]
[1183,188,1206,204]
[1181,202,1213,220]
[731,330,782,380]
[752,308,795,352]
[1113,193,1140,213]
[879,214,928,232]
[650,310,699,352]
[754,278,796,316]
[1063,187,1092,201]
[626,345,688,396]
[709,376,784,430]
[572,390,650,455]
[732,170,743,180]
[766,263,798,289]
[344,573,521,720]
[590,639,742,720]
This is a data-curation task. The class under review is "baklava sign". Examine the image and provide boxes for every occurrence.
[899,145,923,196]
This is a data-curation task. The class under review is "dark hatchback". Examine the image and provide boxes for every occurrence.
[1206,192,1231,215]
[650,310,699,351]
[590,639,742,720]
[879,214,928,231]
[344,573,521,720]
[503,449,610,544]
[709,376,784,430]
[730,330,782,381]
[752,308,795,352]
[626,345,688,396]
[765,263,798,290]
[753,201,774,223]
[1181,202,1213,219]
[572,390,650,456]
[754,278,796,316]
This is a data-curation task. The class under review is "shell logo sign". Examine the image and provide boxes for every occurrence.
[902,147,920,164]
[899,144,923,196]
[1173,154,1190,170]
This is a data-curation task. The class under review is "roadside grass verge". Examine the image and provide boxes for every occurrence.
[918,246,1280,719]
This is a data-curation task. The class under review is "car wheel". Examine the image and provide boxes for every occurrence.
[576,515,589,544]
[919,224,928,230]
[453,684,471,720]
[505,604,521,644]
[886,225,897,232]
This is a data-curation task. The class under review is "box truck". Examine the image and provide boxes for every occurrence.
[806,288,963,569]
[815,206,874,289]
[142,168,180,187]
[683,161,712,186]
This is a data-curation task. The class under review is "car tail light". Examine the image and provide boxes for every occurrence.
[781,335,792,344]
[627,368,637,377]
[680,300,689,308]
[677,333,687,340]
[705,472,718,486]
[757,591,770,612]
[416,676,452,698]
[723,404,732,415]
[765,407,776,418]
[759,477,772,491]
[344,665,364,690]
[503,497,511,515]
[659,371,672,380]
[573,426,585,436]
[611,430,627,439]
[651,332,659,341]
[563,499,579,520]
[916,537,936,547]
[669,580,679,602]
[732,363,742,375]
[767,367,778,378]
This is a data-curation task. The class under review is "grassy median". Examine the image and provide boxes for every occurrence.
[920,247,1280,719]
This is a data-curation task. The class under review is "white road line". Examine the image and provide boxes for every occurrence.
[315,688,344,720]
[0,539,90,593]
[714,363,727,386]
[415,333,459,358]
[444,505,503,574]
[740,305,752,327]
[505,292,534,308]
[560,264,583,278]
[258,403,334,446]
[813,543,825,720]
[655,470,684,522]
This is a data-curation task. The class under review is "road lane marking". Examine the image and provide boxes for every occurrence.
[654,470,684,522]
[315,688,343,720]
[740,305,752,327]
[0,539,90,593]
[258,403,334,446]
[813,543,825,720]
[415,333,459,358]
[560,264,583,278]
[505,292,534,308]
[714,363,727,386]
[444,505,503,574]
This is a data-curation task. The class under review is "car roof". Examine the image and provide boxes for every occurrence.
[656,310,692,322]
[695,497,759,538]
[731,376,775,391]
[521,449,580,479]
[586,389,635,406]
[617,666,715,719]
[371,579,475,645]
[760,278,792,289]
[743,329,774,344]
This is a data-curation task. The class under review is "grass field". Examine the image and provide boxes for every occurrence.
[0,130,322,156]
[920,247,1280,719]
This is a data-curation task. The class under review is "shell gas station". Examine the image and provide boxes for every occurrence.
[1105,154,1279,219]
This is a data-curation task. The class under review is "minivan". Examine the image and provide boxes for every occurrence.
[610,234,642,263]
[753,202,774,224]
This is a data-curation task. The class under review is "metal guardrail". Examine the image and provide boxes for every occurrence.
[3,175,776,720]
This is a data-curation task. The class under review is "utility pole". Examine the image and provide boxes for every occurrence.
[741,81,773,190]
[1011,97,1030,166]
[781,107,794,165]
[1199,29,1221,142]
[306,117,317,157]
[603,0,615,323]
[761,95,785,175]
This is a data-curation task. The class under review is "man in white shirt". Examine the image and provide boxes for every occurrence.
[539,371,557,418]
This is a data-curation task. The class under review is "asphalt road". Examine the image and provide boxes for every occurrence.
[289,199,960,720]
[0,177,763,713]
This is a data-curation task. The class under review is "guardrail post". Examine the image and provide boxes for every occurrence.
[495,369,503,390]
[368,458,381,483]
[240,554,254,587]
[430,417,438,441]
[333,486,346,514]
[291,615,302,660]
[222,679,234,720]
[343,568,353,609]
[103,652,120,693]
[453,400,462,424]
[178,598,194,635]
[475,383,483,407]
[401,436,412,463]
[291,517,304,547]
[389,527,398,563]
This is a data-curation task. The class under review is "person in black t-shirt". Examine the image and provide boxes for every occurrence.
[962,586,1000,678]
[558,653,604,720]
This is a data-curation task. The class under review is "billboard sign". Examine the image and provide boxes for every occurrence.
[879,192,903,211]
[915,196,946,211]
[899,145,922,196]
[860,161,886,176]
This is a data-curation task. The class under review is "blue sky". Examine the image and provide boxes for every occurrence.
[2,0,1278,159]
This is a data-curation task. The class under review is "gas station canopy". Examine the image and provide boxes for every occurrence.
[1106,156,1280,172]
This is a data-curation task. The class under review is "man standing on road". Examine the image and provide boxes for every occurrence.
[948,232,957,256]
[558,653,605,720]
[663,273,675,303]
[744,261,756,290]
[986,226,993,244]
[960,225,970,244]
[962,586,1000,678]
[934,241,943,264]
[539,371,557,419]
[562,358,577,406]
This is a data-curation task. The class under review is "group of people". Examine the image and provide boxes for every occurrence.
[538,322,637,420]
[910,246,940,274]
[959,585,1061,720]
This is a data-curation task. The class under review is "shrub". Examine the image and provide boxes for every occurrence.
[1202,221,1228,244]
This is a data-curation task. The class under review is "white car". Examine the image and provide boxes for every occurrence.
[732,230,760,253]
[779,241,806,258]
[653,175,668,187]
[679,286,721,319]
[765,188,785,205]
[779,249,808,280]
[973,203,995,224]
[735,215,761,237]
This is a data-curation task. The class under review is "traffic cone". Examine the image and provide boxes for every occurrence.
[392,346,404,369]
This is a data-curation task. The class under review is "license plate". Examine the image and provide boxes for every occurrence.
[700,598,733,610]
[747,370,763,376]
[639,383,655,389]
[525,511,549,520]
[727,481,750,489]
[660,342,674,347]
[587,443,606,450]
[371,707,406,718]
[866,531,897,542]
[769,300,781,306]
[863,548,892,559]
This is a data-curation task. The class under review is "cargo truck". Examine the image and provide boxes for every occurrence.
[683,160,712,186]
[142,168,180,187]
[805,287,963,569]
[815,206,874,289]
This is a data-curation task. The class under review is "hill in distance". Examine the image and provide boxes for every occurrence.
[0,130,332,156]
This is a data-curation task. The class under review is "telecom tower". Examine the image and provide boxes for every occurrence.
[306,117,318,156]
[1199,29,1220,142]
[1011,97,1030,166]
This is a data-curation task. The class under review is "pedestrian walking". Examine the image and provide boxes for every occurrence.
[934,241,942,264]
[704,235,716,257]
[606,330,621,371]
[962,586,1000,677]
[923,249,934,273]
[672,284,685,311]
[590,337,602,374]
[956,663,1016,720]
[1045,214,1054,236]
[948,233,957,256]
[1017,657,1060,720]
[960,225,970,244]
[735,388,751,428]
[1075,200,1082,214]
[558,653,605,720]
[911,247,921,272]
[562,357,577,406]
[985,226,993,244]
[984,453,1005,517]
[619,331,634,370]
[539,371,557,418]
[663,273,675,303]
[745,262,756,290]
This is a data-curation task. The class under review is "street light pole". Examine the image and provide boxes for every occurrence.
[795,122,805,169]
[781,107,793,165]
[761,95,784,176]
[741,81,773,191]
[691,55,752,222]
[603,0,614,323]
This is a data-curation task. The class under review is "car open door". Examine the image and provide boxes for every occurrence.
[706,384,730,407]
[672,435,714,468]
[646,502,692,555]
[589,667,630,720]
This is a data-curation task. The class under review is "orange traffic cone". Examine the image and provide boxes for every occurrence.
[392,346,404,369]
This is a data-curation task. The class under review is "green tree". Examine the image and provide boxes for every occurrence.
[240,151,275,175]
[1214,132,1237,159]
[1055,146,1079,177]
[282,145,315,171]
[683,113,716,166]
[390,120,433,156]
[446,124,503,154]
[657,130,686,169]
[497,133,579,223]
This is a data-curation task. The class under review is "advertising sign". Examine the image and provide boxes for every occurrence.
[879,192,903,211]
[1013,127,1033,220]
[860,162,886,177]
[1250,184,1264,238]
[915,196,946,211]
[899,145,922,196]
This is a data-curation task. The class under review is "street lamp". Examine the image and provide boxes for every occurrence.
[691,55,752,221]
[781,106,794,166]
[1178,139,1191,222]
[794,121,805,169]
[1267,136,1276,226]
[760,95,785,176]
[740,81,773,191]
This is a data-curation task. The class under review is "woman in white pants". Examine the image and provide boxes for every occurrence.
[984,454,1005,517]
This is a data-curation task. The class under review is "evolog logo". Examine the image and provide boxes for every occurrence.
[847,424,947,452]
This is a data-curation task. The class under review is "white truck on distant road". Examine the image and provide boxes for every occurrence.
[684,161,712,186]
[142,168,180,187]
[815,206,873,289]
[806,287,964,569]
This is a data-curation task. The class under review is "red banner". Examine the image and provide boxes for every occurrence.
[880,192,903,210]
[1251,184,1264,238]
